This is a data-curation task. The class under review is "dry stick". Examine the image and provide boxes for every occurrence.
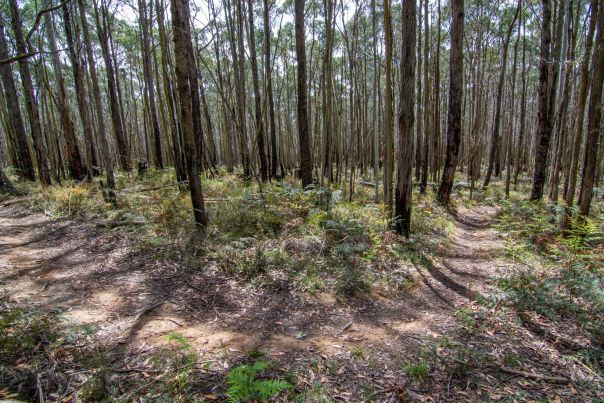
[36,373,45,403]
[339,321,353,334]
[498,366,569,383]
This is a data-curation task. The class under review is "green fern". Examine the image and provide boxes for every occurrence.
[226,360,291,402]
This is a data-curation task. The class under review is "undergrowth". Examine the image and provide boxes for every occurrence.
[494,189,604,369]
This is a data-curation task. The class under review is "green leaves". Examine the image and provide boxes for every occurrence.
[226,360,291,402]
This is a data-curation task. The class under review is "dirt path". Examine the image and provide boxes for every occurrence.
[0,201,508,396]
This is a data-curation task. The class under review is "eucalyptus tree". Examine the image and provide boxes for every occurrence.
[171,0,209,228]
[436,0,464,206]
[393,0,416,237]
[295,0,313,188]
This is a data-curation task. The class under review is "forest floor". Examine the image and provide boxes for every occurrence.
[0,172,603,401]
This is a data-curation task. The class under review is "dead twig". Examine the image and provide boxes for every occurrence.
[497,366,569,383]
[339,321,353,334]
[36,373,45,403]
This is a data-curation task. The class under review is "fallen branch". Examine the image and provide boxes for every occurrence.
[339,321,353,334]
[112,367,161,374]
[519,312,588,351]
[498,366,569,383]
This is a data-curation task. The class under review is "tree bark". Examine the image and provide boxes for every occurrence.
[93,0,130,171]
[263,0,278,179]
[578,0,604,217]
[530,0,556,201]
[139,0,163,169]
[247,0,268,181]
[483,1,520,188]
[0,21,35,181]
[383,0,394,210]
[565,0,598,207]
[78,0,115,201]
[63,1,96,181]
[44,12,86,181]
[394,0,416,237]
[171,0,209,228]
[436,0,464,205]
[295,0,312,188]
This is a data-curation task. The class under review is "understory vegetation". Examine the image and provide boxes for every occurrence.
[1,171,603,401]
[17,169,456,298]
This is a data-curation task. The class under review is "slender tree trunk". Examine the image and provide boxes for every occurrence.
[530,0,558,201]
[514,3,528,189]
[44,12,86,181]
[295,0,312,187]
[565,0,598,207]
[436,0,464,205]
[93,0,130,171]
[431,0,442,183]
[505,10,522,197]
[578,0,604,217]
[63,1,96,181]
[0,21,35,181]
[247,0,268,181]
[139,0,163,168]
[78,0,115,201]
[157,0,186,181]
[383,0,394,210]
[171,0,208,228]
[484,1,520,188]
[394,0,416,237]
[263,0,278,179]
[419,0,430,194]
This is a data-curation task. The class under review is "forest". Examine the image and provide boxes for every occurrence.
[0,0,603,400]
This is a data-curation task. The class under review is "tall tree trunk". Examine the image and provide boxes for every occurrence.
[63,1,96,181]
[93,0,130,171]
[578,0,604,217]
[394,0,416,237]
[513,3,528,189]
[419,0,430,194]
[247,0,268,181]
[263,0,278,179]
[382,0,394,210]
[483,1,520,188]
[295,0,312,187]
[530,0,559,200]
[171,0,208,228]
[0,21,35,181]
[321,0,335,183]
[45,12,86,181]
[565,0,598,207]
[157,0,187,181]
[139,0,163,168]
[436,0,464,205]
[505,8,522,197]
[234,0,250,177]
[431,0,442,183]
[78,0,115,201]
